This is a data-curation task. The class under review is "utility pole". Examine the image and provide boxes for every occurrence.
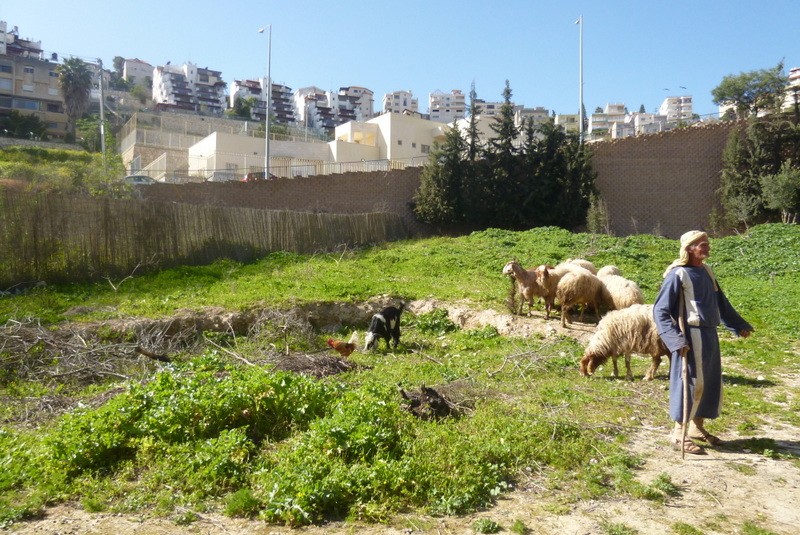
[97,58,106,169]
[576,15,584,144]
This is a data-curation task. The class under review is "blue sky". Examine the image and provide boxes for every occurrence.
[3,1,798,118]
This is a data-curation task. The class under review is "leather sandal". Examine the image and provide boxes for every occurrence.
[672,438,706,455]
[690,430,724,446]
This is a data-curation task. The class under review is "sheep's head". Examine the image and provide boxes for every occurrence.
[502,261,518,276]
[534,264,550,283]
[579,352,607,376]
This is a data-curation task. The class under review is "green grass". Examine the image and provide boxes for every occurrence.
[1,223,798,528]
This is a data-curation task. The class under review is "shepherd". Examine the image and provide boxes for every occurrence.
[653,230,753,456]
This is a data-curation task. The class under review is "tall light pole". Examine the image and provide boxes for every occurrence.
[97,58,107,169]
[577,16,584,142]
[258,25,271,177]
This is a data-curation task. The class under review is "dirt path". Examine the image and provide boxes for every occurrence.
[8,302,800,534]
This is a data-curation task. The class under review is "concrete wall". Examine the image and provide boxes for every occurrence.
[140,122,736,239]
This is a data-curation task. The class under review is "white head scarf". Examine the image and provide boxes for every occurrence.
[663,230,708,277]
[662,230,718,289]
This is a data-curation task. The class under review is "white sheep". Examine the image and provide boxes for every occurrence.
[596,264,621,277]
[502,260,545,316]
[555,270,613,327]
[579,304,670,381]
[596,266,645,310]
[565,258,597,274]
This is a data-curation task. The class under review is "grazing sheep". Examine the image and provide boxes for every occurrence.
[565,258,597,274]
[597,267,645,310]
[532,264,564,319]
[579,304,670,381]
[596,264,621,277]
[555,270,612,327]
[503,260,545,316]
[365,302,405,350]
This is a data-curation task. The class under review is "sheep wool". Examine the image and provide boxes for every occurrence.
[580,304,670,381]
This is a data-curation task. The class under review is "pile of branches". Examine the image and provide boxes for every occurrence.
[0,317,198,387]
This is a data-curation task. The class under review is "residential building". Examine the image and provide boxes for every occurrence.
[658,95,693,123]
[589,103,626,138]
[295,86,337,136]
[554,113,580,133]
[782,67,800,111]
[428,89,465,123]
[514,106,551,128]
[0,20,67,139]
[338,86,374,120]
[122,58,153,87]
[229,77,297,126]
[152,61,227,114]
[473,98,506,117]
[383,90,418,114]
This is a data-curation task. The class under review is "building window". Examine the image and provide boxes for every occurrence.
[22,84,34,92]
[0,64,12,73]
[397,140,402,145]
[421,144,430,154]
[0,78,11,91]
[13,98,39,110]
[49,71,58,77]
[46,103,60,112]
[412,142,416,148]
[24,66,34,74]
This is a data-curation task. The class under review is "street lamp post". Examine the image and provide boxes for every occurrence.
[258,25,271,178]
[576,15,584,144]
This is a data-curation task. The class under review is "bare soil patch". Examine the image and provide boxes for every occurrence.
[6,300,799,534]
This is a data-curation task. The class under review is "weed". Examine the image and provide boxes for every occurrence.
[741,520,780,535]
[671,522,703,535]
[473,517,501,533]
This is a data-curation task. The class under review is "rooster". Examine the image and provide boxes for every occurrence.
[327,332,359,357]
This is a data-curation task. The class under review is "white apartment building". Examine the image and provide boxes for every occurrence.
[589,103,626,136]
[122,58,153,87]
[554,113,580,133]
[473,98,505,117]
[339,86,374,120]
[152,61,227,114]
[658,95,693,123]
[782,67,800,111]
[514,106,551,128]
[383,90,418,114]
[428,89,466,123]
[610,112,668,139]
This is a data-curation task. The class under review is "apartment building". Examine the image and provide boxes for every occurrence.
[0,20,67,139]
[473,98,506,117]
[783,67,800,111]
[295,86,337,136]
[589,103,626,137]
[229,77,295,126]
[428,89,466,123]
[152,61,227,114]
[122,58,153,87]
[658,95,693,123]
[338,86,374,121]
[554,113,580,133]
[383,90,418,114]
[514,106,551,128]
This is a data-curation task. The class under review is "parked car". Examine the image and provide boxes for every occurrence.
[123,174,157,185]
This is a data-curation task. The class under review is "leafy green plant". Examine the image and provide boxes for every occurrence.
[473,518,501,533]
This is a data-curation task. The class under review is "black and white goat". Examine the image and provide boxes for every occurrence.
[364,302,405,350]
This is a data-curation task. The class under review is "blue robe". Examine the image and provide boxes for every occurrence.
[653,265,752,422]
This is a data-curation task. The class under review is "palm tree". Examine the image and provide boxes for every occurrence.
[57,57,93,139]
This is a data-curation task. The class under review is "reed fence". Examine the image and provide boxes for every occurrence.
[0,190,409,287]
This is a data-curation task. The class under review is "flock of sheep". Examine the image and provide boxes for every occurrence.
[502,258,670,381]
